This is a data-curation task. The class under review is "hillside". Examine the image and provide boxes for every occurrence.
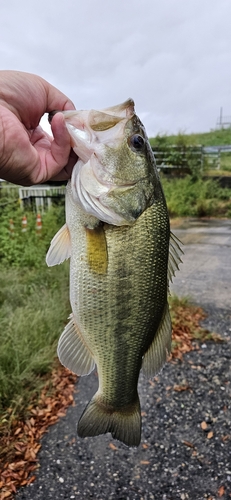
[149,127,231,147]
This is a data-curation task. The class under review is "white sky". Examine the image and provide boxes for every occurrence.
[1,0,231,136]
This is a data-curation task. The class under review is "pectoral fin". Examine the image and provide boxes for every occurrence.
[142,303,172,378]
[85,225,108,274]
[57,314,95,376]
[46,223,71,267]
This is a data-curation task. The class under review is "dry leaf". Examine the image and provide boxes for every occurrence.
[182,440,194,448]
[207,431,214,439]
[1,491,12,499]
[14,428,22,436]
[201,421,208,430]
[109,443,117,451]
[140,460,150,465]
[0,365,77,499]
[221,434,230,442]
[173,384,190,392]
[218,485,225,497]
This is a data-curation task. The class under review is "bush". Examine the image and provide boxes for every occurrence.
[0,202,70,420]
[161,176,231,217]
[0,204,65,267]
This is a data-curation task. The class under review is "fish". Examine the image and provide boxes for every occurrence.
[46,99,182,447]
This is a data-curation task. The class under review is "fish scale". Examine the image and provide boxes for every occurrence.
[46,99,182,446]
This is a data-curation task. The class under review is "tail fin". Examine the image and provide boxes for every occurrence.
[77,392,141,447]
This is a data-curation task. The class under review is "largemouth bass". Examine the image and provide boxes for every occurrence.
[46,99,182,447]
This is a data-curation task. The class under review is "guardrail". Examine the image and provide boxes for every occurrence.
[152,145,231,172]
[0,183,66,211]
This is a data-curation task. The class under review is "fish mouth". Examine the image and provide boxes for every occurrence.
[59,99,152,225]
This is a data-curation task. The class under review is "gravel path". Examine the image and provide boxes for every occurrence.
[15,220,231,500]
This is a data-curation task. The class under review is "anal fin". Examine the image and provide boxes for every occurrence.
[142,303,172,378]
[57,314,95,376]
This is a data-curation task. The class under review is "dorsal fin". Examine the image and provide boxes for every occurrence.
[168,231,183,284]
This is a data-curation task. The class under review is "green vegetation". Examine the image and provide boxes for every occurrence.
[0,201,70,425]
[162,175,231,218]
[148,129,231,215]
[149,129,231,174]
[0,158,230,429]
[149,127,231,147]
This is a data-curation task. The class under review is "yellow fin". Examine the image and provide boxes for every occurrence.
[86,225,108,274]
[46,223,71,267]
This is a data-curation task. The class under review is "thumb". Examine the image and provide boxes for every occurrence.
[50,112,73,169]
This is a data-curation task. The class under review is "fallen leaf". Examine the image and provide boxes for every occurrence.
[140,460,150,465]
[0,365,78,498]
[201,421,208,430]
[182,440,194,448]
[218,485,225,497]
[173,384,191,392]
[109,443,117,451]
[207,431,214,439]
[14,428,22,436]
[0,491,12,499]
[221,434,230,442]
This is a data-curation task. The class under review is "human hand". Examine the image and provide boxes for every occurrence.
[0,70,77,186]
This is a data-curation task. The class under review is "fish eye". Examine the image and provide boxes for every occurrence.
[129,134,145,151]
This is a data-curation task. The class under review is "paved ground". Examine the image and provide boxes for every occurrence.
[170,218,231,310]
[15,219,231,500]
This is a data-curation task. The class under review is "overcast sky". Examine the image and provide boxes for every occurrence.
[1,0,231,136]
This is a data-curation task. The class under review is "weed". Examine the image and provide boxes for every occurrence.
[0,201,70,421]
[161,176,231,217]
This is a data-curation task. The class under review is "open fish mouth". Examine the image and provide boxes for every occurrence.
[49,99,154,225]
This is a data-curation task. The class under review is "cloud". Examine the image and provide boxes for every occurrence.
[1,0,231,135]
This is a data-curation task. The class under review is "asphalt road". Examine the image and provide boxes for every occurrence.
[15,219,231,500]
[170,218,231,310]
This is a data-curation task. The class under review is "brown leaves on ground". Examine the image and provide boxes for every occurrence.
[169,302,219,360]
[0,302,222,499]
[0,366,77,500]
[218,485,225,497]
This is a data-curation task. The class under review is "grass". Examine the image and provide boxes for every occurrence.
[0,264,70,422]
[149,127,231,147]
[0,201,71,425]
[161,175,231,218]
[149,129,231,174]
